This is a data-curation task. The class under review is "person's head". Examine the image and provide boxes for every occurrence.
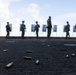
[7,22,9,25]
[66,21,69,24]
[49,16,51,20]
[36,21,38,24]
[22,20,25,24]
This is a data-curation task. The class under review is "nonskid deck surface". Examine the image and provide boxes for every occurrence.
[0,39,76,75]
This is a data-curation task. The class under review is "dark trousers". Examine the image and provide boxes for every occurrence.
[21,31,25,39]
[6,31,10,39]
[36,30,39,39]
[66,31,70,39]
[47,28,52,38]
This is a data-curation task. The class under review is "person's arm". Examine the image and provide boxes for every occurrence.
[38,25,40,28]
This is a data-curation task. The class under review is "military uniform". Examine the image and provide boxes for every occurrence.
[6,23,11,39]
[35,23,40,39]
[47,17,52,38]
[66,24,70,39]
[21,23,26,39]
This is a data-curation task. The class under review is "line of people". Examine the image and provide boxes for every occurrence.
[6,16,70,39]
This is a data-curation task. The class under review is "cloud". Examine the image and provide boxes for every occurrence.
[52,12,76,26]
[18,8,27,15]
[57,13,76,19]
[12,0,21,2]
[45,4,51,8]
[15,3,51,25]
[0,0,22,36]
[0,0,10,22]
[0,0,21,23]
[27,3,40,20]
[27,3,46,24]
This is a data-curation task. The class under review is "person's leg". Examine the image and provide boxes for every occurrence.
[37,32,38,39]
[49,29,51,38]
[36,31,38,39]
[48,28,51,38]
[22,31,25,39]
[66,32,68,39]
[47,29,49,38]
[21,31,23,39]
[6,31,9,39]
[23,31,24,38]
[8,31,9,37]
[6,32,8,39]
[68,32,70,39]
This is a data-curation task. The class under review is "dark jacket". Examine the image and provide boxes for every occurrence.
[47,19,52,29]
[66,24,70,32]
[21,24,26,32]
[6,25,11,32]
[35,24,40,31]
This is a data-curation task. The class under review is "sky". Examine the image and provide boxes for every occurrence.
[0,0,76,37]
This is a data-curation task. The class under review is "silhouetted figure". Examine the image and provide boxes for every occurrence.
[66,21,70,39]
[75,24,76,29]
[34,21,40,39]
[47,16,52,38]
[6,22,11,39]
[20,21,26,39]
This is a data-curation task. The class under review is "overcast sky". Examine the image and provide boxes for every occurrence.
[0,0,76,37]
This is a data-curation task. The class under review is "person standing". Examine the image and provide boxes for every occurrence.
[20,21,26,39]
[66,21,70,39]
[47,16,52,38]
[34,21,40,39]
[6,22,11,39]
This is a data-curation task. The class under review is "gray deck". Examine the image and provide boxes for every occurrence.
[0,39,76,75]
